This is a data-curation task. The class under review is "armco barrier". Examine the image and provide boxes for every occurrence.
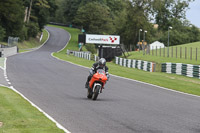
[161,63,200,78]
[0,46,18,57]
[67,49,91,60]
[115,57,156,72]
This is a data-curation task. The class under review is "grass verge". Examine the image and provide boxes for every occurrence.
[17,29,49,53]
[51,24,200,97]
[0,86,64,133]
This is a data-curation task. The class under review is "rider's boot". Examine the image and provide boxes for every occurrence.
[85,81,89,88]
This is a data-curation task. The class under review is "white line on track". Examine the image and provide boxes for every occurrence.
[3,28,71,133]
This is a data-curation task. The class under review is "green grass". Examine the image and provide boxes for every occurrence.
[51,25,200,97]
[48,24,81,52]
[17,29,49,52]
[127,41,200,65]
[0,86,64,133]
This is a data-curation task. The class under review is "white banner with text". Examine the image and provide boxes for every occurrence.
[86,34,120,45]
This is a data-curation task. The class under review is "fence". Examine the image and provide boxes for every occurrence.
[94,55,99,62]
[141,45,200,61]
[67,50,91,60]
[161,63,200,78]
[115,57,156,72]
[8,37,19,47]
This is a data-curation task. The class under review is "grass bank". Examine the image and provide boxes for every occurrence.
[127,41,200,65]
[0,29,48,53]
[17,29,49,53]
[0,86,64,133]
[50,25,200,97]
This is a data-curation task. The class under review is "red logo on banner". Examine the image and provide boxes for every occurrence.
[109,37,117,43]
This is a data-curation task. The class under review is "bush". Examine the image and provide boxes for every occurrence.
[26,22,39,38]
[18,26,28,41]
[85,44,96,54]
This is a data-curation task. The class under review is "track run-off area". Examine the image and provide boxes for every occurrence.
[5,26,200,133]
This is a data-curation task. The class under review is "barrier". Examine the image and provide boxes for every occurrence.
[161,63,200,78]
[115,57,156,72]
[0,46,18,57]
[67,49,91,60]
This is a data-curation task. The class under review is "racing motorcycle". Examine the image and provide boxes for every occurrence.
[87,69,108,100]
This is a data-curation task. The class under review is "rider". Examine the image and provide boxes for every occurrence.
[85,58,109,88]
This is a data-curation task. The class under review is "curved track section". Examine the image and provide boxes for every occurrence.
[7,26,200,133]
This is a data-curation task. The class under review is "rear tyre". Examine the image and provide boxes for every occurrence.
[87,88,92,99]
[92,85,100,100]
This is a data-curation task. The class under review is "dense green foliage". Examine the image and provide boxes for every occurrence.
[0,0,199,46]
[0,0,25,40]
[0,0,57,41]
[74,2,114,34]
[52,0,200,50]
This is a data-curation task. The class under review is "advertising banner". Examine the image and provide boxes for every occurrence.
[86,34,120,45]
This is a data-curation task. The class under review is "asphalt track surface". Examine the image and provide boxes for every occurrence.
[6,27,200,133]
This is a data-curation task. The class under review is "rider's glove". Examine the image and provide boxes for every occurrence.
[106,72,110,81]
[89,69,94,75]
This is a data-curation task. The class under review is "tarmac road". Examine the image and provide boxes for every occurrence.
[6,26,200,133]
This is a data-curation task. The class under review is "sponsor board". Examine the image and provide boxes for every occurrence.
[86,34,120,45]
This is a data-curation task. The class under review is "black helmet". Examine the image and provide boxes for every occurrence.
[99,58,106,67]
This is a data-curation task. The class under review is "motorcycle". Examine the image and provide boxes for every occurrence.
[87,69,108,100]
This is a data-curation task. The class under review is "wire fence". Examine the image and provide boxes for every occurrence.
[8,37,19,47]
[140,45,200,61]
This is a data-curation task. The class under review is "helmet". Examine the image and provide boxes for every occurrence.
[99,58,106,67]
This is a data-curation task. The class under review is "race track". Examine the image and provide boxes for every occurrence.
[6,26,200,133]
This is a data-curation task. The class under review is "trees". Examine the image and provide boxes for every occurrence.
[153,0,194,31]
[52,0,199,49]
[0,0,198,46]
[0,0,24,39]
[0,25,5,41]
[0,0,57,41]
[31,0,57,30]
[74,2,114,34]
[61,0,82,24]
[151,0,200,46]
[117,0,154,49]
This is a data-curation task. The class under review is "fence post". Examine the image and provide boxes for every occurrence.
[176,47,177,58]
[156,46,157,56]
[160,46,161,57]
[190,47,192,60]
[180,47,182,59]
[163,47,165,57]
[185,47,187,59]
[171,47,173,57]
[149,45,150,55]
[152,46,154,56]
[196,48,197,61]
[89,54,91,60]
